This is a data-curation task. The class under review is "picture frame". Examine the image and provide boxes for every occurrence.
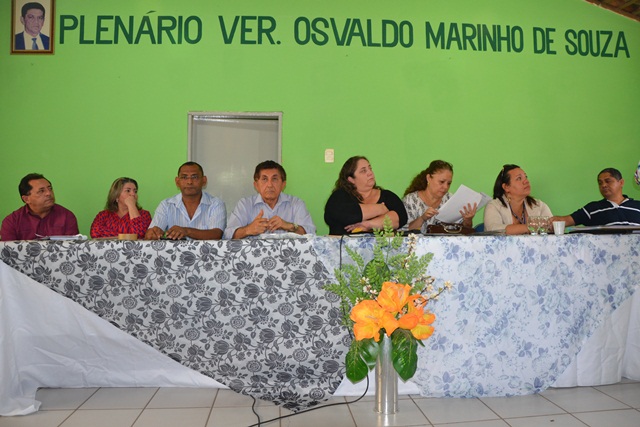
[11,0,55,54]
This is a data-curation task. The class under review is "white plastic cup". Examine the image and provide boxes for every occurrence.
[553,221,565,235]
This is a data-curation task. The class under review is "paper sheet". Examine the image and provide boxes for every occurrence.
[435,184,491,223]
[566,225,640,234]
[48,234,87,241]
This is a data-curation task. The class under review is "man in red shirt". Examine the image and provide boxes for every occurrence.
[0,173,78,241]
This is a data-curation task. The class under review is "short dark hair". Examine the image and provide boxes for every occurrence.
[254,160,286,181]
[598,167,622,181]
[21,2,45,18]
[177,161,204,176]
[19,173,49,197]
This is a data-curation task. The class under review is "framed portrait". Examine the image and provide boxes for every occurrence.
[11,0,55,54]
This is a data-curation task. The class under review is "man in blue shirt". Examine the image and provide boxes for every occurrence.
[552,167,640,227]
[224,161,315,239]
[145,162,226,240]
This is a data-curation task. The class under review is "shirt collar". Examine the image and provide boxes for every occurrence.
[169,192,210,206]
[24,203,55,218]
[607,195,629,206]
[23,32,43,47]
[253,192,288,209]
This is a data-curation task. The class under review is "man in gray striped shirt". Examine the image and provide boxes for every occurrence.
[145,162,226,240]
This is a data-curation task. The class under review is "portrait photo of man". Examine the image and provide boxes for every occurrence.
[11,0,54,54]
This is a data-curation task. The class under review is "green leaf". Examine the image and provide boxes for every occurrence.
[345,338,379,383]
[326,212,449,384]
[361,338,380,368]
[345,348,369,383]
[345,246,365,269]
[364,259,390,289]
[390,329,419,381]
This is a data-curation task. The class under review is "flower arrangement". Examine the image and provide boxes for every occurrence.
[325,218,452,382]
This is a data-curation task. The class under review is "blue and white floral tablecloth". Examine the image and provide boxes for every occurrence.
[314,233,640,397]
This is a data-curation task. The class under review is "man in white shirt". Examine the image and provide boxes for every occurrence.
[224,161,315,239]
[145,162,226,240]
[14,2,50,51]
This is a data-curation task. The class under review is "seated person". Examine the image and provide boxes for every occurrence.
[324,156,407,235]
[402,160,477,233]
[484,164,552,235]
[90,177,152,239]
[224,161,316,239]
[1,173,78,241]
[145,162,226,240]
[551,168,640,227]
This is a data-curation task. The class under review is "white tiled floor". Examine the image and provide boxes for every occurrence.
[1,379,640,427]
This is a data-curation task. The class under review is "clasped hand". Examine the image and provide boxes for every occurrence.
[246,210,291,235]
[144,225,187,240]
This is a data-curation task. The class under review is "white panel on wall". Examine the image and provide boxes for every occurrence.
[188,112,282,219]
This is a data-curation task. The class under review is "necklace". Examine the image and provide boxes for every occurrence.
[508,201,527,224]
[419,189,441,209]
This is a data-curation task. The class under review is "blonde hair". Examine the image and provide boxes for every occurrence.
[105,177,141,212]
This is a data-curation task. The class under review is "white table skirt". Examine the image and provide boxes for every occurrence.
[2,257,638,416]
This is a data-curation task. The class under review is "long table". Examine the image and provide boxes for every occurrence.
[1,234,639,416]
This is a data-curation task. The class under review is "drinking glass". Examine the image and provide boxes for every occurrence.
[553,221,566,235]
[527,216,539,235]
[537,216,550,235]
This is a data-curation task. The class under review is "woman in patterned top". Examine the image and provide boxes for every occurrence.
[90,177,152,239]
[402,160,477,233]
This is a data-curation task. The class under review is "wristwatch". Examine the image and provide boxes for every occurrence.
[291,223,299,232]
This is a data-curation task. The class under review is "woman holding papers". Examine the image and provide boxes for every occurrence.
[324,156,407,235]
[90,177,152,239]
[402,160,477,233]
[484,164,552,235]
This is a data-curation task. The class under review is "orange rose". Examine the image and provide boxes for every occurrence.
[410,311,436,340]
[397,294,435,339]
[350,299,399,341]
[398,311,420,330]
[377,282,412,314]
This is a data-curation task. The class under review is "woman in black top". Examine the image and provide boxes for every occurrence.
[324,156,408,235]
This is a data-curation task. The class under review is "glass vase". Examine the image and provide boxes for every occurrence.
[375,334,398,414]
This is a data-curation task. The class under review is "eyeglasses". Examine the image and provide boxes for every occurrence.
[178,174,202,181]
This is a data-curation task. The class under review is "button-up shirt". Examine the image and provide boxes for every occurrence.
[149,192,226,236]
[224,193,315,239]
[1,204,79,241]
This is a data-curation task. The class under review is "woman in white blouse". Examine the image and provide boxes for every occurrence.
[484,164,552,234]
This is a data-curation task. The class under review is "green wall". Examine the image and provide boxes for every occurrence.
[2,0,639,236]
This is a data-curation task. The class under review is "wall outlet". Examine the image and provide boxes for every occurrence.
[324,149,334,163]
